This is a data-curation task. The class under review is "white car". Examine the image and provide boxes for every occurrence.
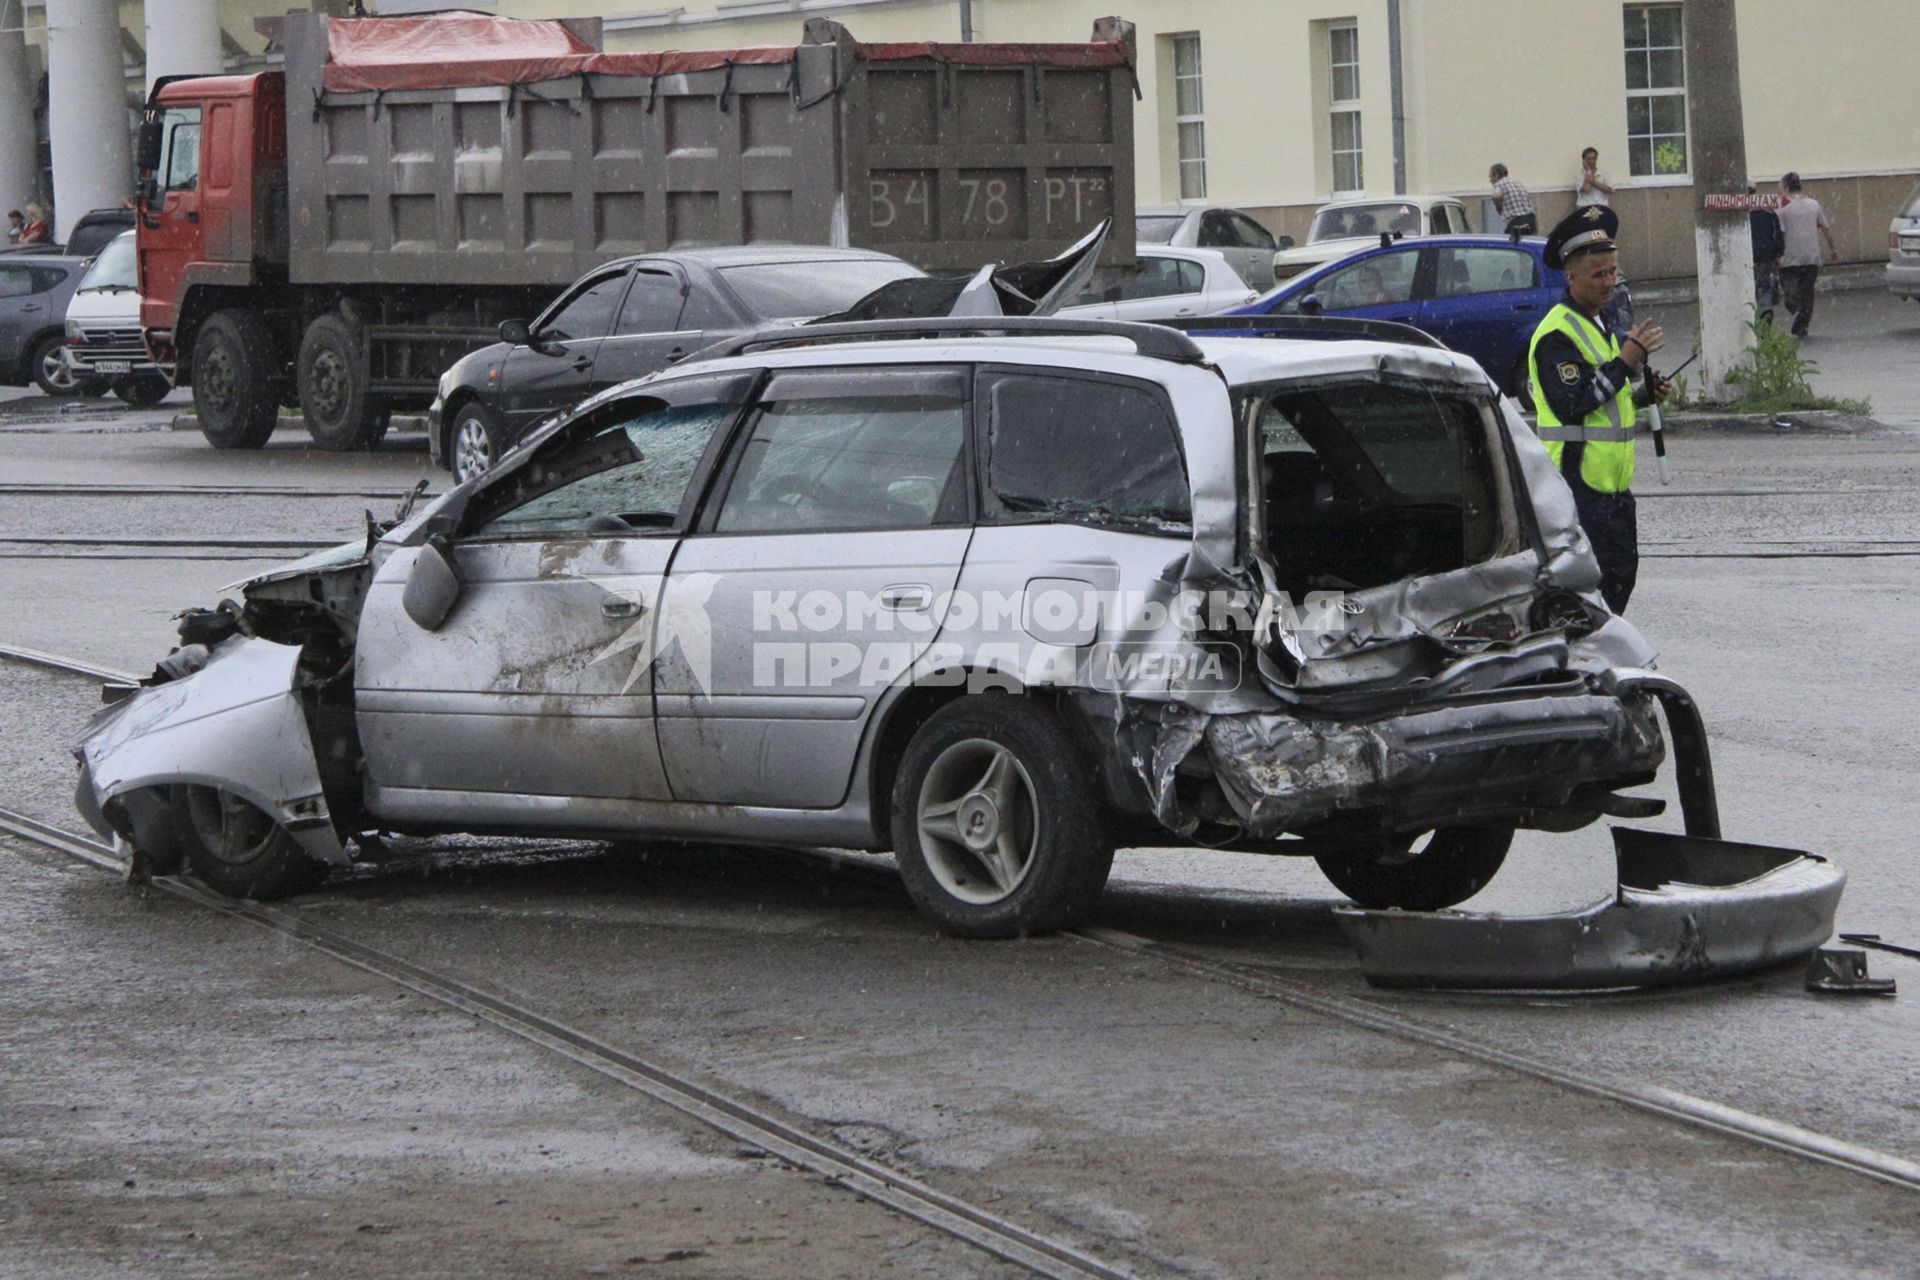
[1135,205,1282,290]
[1058,246,1258,322]
[63,230,171,406]
[1271,195,1473,284]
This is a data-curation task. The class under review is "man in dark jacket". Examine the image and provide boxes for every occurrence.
[1749,187,1784,324]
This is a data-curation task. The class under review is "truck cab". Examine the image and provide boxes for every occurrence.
[136,74,287,387]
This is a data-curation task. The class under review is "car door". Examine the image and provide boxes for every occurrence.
[136,106,201,326]
[497,266,629,433]
[355,371,755,828]
[1282,247,1424,326]
[655,364,974,809]
[0,263,36,370]
[1108,253,1210,321]
[1197,210,1277,289]
[587,264,701,393]
[1417,244,1544,382]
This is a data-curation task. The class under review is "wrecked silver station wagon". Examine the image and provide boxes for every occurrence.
[75,316,1819,949]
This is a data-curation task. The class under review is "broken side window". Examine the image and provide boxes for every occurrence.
[982,371,1191,530]
[1251,382,1507,592]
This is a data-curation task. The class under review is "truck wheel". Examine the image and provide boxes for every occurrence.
[113,374,172,407]
[171,785,330,899]
[1315,826,1514,912]
[450,402,505,483]
[193,310,281,449]
[29,332,93,396]
[891,698,1114,938]
[299,313,384,450]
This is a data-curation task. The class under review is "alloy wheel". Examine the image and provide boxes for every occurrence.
[914,738,1040,905]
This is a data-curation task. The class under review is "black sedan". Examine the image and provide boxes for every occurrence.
[428,245,924,481]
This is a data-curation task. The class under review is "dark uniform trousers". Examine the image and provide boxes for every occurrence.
[1559,440,1638,614]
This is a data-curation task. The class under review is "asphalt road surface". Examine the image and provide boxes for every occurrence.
[3,288,1917,1277]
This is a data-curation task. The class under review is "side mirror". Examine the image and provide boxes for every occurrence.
[497,318,530,346]
[1301,294,1324,317]
[135,120,164,173]
[1277,234,1296,250]
[402,538,461,632]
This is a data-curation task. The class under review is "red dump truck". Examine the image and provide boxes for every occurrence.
[133,9,1136,450]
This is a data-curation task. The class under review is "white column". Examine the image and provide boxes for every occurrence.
[144,0,222,92]
[45,0,132,244]
[0,1,37,213]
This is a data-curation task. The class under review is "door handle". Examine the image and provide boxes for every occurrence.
[1174,307,1196,317]
[1511,303,1538,313]
[20,302,39,312]
[878,584,932,611]
[601,598,646,619]
[665,347,687,364]
[571,356,593,372]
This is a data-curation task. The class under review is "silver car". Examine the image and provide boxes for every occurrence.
[78,316,1690,938]
[1888,178,1920,303]
[1057,246,1259,322]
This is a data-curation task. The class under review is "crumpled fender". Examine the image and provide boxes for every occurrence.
[75,637,347,865]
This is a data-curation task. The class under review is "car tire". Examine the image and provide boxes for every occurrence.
[170,784,331,900]
[193,310,282,449]
[1315,826,1514,912]
[298,313,386,450]
[29,332,92,396]
[113,374,172,407]
[890,698,1114,938]
[449,402,506,484]
[1507,353,1536,413]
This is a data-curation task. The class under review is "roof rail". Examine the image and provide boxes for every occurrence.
[1158,314,1447,351]
[683,316,1208,365]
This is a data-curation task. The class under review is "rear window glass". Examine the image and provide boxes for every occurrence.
[717,259,924,321]
[985,373,1190,529]
[1136,215,1185,243]
[1903,182,1920,219]
[1310,202,1422,241]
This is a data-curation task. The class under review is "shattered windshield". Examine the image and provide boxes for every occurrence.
[1248,383,1510,591]
[471,400,736,536]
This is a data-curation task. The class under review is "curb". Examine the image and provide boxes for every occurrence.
[169,413,430,435]
[1633,263,1888,307]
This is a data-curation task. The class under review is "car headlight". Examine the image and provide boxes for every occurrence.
[64,319,82,341]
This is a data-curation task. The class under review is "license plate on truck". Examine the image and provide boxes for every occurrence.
[95,360,131,373]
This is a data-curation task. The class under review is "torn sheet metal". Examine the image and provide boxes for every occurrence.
[1143,681,1665,838]
[1333,828,1845,990]
[74,637,347,866]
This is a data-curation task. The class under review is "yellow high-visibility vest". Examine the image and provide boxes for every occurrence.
[1528,303,1637,493]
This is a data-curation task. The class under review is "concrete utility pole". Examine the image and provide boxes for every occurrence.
[0,0,37,212]
[1683,0,1753,404]
[44,0,131,243]
[145,0,223,92]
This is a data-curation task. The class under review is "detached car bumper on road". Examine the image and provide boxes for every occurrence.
[74,317,1846,982]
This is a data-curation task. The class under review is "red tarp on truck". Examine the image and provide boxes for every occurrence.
[319,14,1128,94]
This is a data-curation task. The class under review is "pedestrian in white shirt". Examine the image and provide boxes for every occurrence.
[1575,147,1613,208]
[1776,172,1839,336]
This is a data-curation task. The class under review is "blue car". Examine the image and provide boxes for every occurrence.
[1226,234,1565,403]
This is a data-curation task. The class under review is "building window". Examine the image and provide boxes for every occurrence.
[1171,34,1206,200]
[1624,3,1687,176]
[1328,20,1362,193]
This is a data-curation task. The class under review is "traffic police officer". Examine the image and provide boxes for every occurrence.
[1530,205,1670,613]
